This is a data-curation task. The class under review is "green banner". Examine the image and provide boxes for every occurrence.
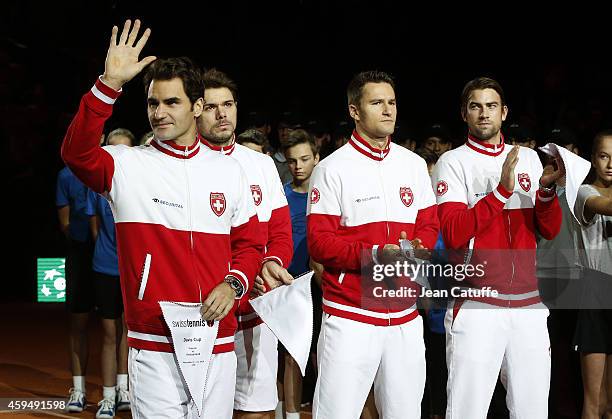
[37,258,66,302]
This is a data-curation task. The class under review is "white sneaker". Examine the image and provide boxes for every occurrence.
[96,398,116,419]
[66,388,86,413]
[115,386,131,411]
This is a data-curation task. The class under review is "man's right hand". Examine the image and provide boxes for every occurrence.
[101,19,156,91]
[500,145,520,192]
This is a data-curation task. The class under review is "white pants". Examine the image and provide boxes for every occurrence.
[128,348,236,418]
[445,300,550,419]
[313,314,425,419]
[233,323,279,411]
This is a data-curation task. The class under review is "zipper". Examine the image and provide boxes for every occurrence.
[376,158,391,325]
[183,143,202,303]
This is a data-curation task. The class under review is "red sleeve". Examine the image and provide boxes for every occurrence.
[414,204,440,250]
[438,183,512,249]
[263,205,294,268]
[228,214,265,297]
[307,213,380,271]
[534,189,562,240]
[61,78,119,194]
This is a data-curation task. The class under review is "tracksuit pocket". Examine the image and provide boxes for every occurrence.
[137,253,152,300]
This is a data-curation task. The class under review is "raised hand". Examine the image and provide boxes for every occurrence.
[101,19,156,91]
[500,145,520,192]
[540,156,565,188]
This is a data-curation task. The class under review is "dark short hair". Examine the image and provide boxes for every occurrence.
[347,70,395,107]
[142,57,203,105]
[592,129,612,155]
[237,129,266,147]
[415,147,439,167]
[282,129,318,156]
[107,128,135,146]
[201,68,238,102]
[460,77,506,116]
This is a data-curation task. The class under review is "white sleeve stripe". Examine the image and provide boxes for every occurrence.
[229,269,249,290]
[91,84,117,105]
[263,256,283,267]
[538,193,555,202]
[372,245,380,265]
[492,188,509,204]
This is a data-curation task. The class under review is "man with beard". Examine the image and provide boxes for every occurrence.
[432,77,564,419]
[196,69,294,419]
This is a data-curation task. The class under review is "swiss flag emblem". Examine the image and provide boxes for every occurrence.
[311,188,320,204]
[518,173,531,192]
[436,181,448,196]
[250,185,262,206]
[210,192,226,216]
[399,187,414,207]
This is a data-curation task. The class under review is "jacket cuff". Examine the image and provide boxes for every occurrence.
[492,183,512,203]
[227,269,248,299]
[262,255,284,268]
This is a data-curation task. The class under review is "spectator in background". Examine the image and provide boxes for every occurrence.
[281,129,321,419]
[572,130,612,419]
[422,123,452,157]
[305,119,332,157]
[507,122,537,149]
[56,134,104,414]
[415,147,447,419]
[394,121,418,151]
[273,111,302,184]
[414,148,438,176]
[244,110,272,139]
[138,130,154,146]
[85,129,134,418]
[237,128,267,154]
[326,120,352,158]
[549,126,580,155]
[536,126,583,419]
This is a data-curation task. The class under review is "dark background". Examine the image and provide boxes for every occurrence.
[2,1,610,301]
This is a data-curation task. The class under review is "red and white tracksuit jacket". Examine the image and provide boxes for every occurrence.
[431,134,562,307]
[199,139,293,330]
[307,131,439,326]
[61,78,264,354]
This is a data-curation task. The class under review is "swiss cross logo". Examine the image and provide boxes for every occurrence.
[436,181,448,196]
[518,173,531,192]
[250,185,262,206]
[210,193,226,216]
[399,187,414,207]
[310,188,320,204]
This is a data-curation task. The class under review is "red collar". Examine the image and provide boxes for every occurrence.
[200,135,236,156]
[465,133,505,156]
[151,137,201,159]
[348,130,390,161]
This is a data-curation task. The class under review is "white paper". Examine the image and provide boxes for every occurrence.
[250,272,314,376]
[539,143,591,222]
[159,301,218,418]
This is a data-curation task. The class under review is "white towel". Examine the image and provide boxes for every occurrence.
[250,271,314,376]
[539,143,591,222]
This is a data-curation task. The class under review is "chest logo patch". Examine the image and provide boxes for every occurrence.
[436,181,448,197]
[400,187,414,207]
[310,188,320,204]
[210,193,226,217]
[518,173,531,192]
[250,185,263,206]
